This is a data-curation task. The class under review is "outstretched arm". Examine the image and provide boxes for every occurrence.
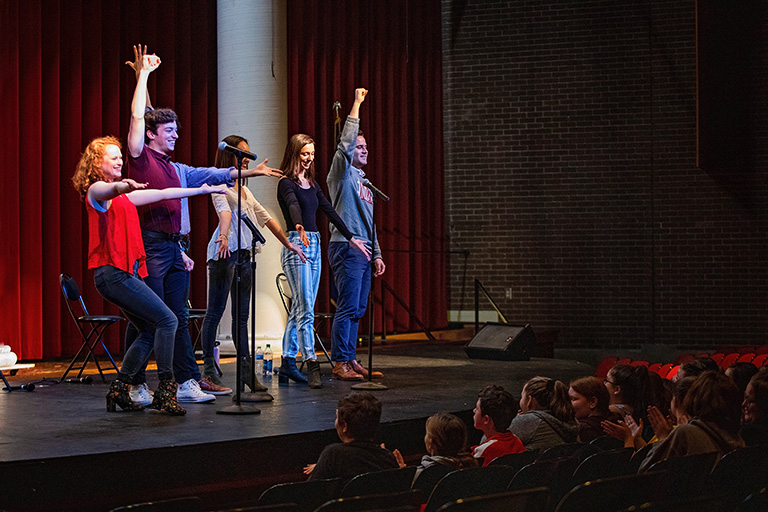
[87,179,147,205]
[125,44,152,110]
[126,46,160,158]
[126,183,226,206]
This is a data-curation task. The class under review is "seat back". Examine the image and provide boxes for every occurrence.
[508,456,579,499]
[425,466,517,512]
[340,466,418,498]
[709,445,768,507]
[648,451,718,499]
[109,496,203,511]
[258,478,342,512]
[570,448,633,488]
[588,436,625,451]
[538,443,586,461]
[435,487,549,512]
[553,470,668,512]
[276,272,292,313]
[412,464,454,497]
[487,450,539,473]
[60,273,88,317]
[627,443,653,473]
[315,489,423,512]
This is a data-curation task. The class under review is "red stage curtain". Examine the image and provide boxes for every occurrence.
[286,0,447,336]
[0,0,219,360]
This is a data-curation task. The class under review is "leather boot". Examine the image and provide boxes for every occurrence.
[350,359,384,379]
[106,379,144,412]
[332,361,364,381]
[149,379,186,416]
[307,360,323,389]
[240,357,268,392]
[278,357,308,384]
[202,356,223,385]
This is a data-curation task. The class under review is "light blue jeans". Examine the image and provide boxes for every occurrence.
[280,231,321,360]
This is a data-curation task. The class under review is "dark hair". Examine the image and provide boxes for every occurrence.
[569,376,611,416]
[524,376,575,424]
[683,370,742,435]
[215,134,248,169]
[609,364,653,422]
[477,385,517,431]
[279,133,315,185]
[679,357,720,380]
[672,376,697,417]
[144,108,179,144]
[726,362,758,394]
[425,412,468,457]
[337,392,382,442]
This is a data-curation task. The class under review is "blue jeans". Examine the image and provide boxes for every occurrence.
[328,241,371,362]
[125,233,200,384]
[94,265,177,381]
[281,232,321,360]
[201,249,252,359]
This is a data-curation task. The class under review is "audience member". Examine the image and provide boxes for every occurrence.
[638,371,744,472]
[471,385,525,465]
[740,368,768,446]
[569,376,620,442]
[725,362,758,395]
[605,364,668,440]
[306,392,398,481]
[509,377,579,451]
[394,412,477,478]
[674,356,719,382]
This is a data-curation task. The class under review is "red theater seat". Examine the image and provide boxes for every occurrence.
[719,353,740,369]
[595,357,618,379]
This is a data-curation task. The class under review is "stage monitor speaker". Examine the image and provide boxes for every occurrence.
[464,323,536,361]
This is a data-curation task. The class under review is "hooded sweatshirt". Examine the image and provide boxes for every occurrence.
[508,410,580,451]
[638,418,745,473]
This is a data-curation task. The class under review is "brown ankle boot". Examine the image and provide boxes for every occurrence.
[332,361,364,381]
[350,359,384,378]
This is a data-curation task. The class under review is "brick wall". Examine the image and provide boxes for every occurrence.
[442,0,767,351]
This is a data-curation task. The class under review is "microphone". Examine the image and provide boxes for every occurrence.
[362,179,390,202]
[5,383,35,392]
[64,376,93,384]
[241,215,267,244]
[218,141,257,161]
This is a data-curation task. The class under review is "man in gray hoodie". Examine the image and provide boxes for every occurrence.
[327,88,386,381]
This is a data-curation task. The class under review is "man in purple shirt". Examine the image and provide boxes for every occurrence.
[123,46,281,405]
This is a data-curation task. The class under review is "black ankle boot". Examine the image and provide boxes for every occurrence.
[307,360,323,389]
[279,357,308,384]
[106,380,144,412]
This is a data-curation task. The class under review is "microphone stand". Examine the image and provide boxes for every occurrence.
[352,182,389,391]
[218,153,261,415]
[239,217,271,403]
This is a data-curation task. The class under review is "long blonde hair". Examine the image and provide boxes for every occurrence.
[72,136,121,201]
[524,376,575,424]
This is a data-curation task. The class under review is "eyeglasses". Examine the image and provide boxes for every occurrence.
[603,379,616,385]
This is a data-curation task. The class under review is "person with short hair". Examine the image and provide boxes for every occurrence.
[471,385,525,465]
[307,392,398,481]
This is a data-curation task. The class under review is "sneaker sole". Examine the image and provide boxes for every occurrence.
[177,395,216,403]
[201,390,232,396]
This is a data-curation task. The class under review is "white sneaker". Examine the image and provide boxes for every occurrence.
[129,383,154,406]
[176,378,216,403]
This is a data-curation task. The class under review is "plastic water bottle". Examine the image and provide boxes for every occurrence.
[255,346,264,375]
[263,344,273,375]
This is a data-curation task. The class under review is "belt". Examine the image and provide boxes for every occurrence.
[142,230,190,244]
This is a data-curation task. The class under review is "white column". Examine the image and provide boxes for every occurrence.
[217,0,287,355]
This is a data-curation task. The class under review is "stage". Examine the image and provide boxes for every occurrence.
[0,335,592,512]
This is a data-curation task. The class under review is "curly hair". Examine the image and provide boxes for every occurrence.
[72,136,121,201]
[337,392,382,442]
[279,133,315,185]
